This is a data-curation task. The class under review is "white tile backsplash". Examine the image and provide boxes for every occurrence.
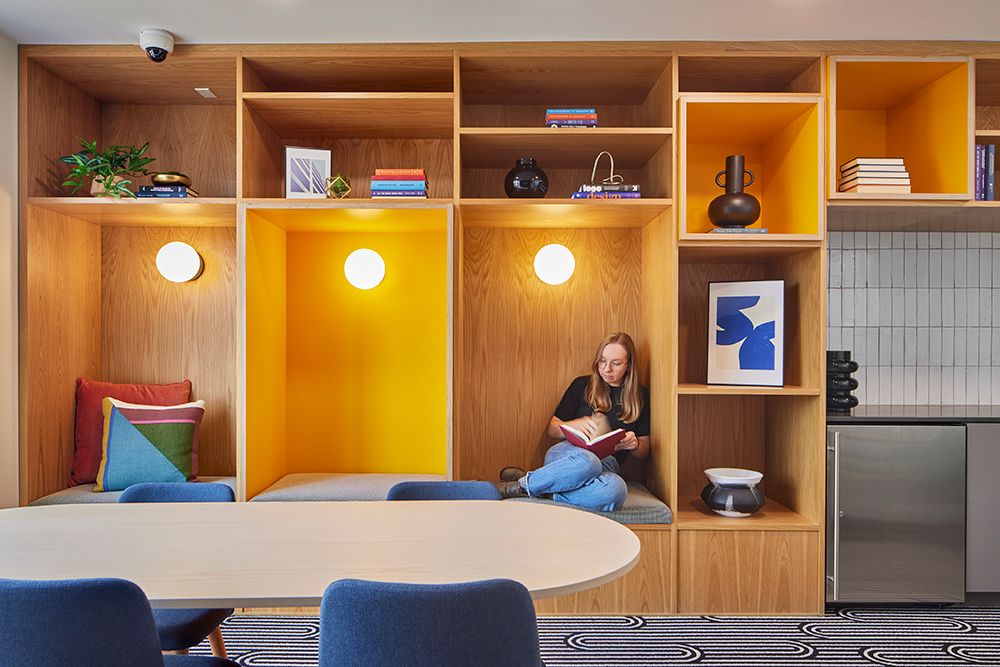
[828,232,1000,405]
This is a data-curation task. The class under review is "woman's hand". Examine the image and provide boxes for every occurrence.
[548,414,601,440]
[614,431,639,452]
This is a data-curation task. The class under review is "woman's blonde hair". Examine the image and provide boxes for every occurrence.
[585,332,643,423]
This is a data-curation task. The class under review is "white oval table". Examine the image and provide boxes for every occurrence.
[0,500,640,608]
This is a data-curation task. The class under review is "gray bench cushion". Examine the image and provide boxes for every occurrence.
[28,477,238,506]
[506,481,672,525]
[249,472,447,502]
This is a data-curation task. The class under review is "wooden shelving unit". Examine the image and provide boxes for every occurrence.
[20,40,997,616]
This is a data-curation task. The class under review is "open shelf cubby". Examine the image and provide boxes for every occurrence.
[829,56,972,200]
[679,95,823,238]
[678,54,822,94]
[242,203,452,500]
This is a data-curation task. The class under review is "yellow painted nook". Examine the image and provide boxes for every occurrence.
[830,57,972,198]
[680,98,823,238]
[243,206,450,499]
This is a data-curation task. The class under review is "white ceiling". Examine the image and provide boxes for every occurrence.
[0,0,998,46]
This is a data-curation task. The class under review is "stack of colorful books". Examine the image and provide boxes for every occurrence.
[545,108,597,128]
[571,182,641,199]
[975,144,996,201]
[370,169,427,199]
[136,185,196,198]
[838,158,910,194]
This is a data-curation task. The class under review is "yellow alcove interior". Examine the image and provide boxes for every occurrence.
[683,100,821,236]
[833,59,969,195]
[245,207,449,498]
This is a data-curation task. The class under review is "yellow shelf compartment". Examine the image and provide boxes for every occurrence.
[459,128,672,199]
[457,198,672,228]
[829,55,973,200]
[242,202,452,500]
[458,51,673,128]
[27,197,237,227]
[679,94,823,239]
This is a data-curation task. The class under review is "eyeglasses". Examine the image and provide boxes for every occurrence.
[598,359,627,370]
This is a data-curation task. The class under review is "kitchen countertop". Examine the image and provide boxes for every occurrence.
[827,405,1000,424]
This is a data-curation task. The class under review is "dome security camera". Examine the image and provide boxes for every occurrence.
[139,28,175,63]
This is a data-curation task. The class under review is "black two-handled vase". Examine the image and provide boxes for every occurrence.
[708,154,761,228]
[504,158,548,198]
[701,482,767,518]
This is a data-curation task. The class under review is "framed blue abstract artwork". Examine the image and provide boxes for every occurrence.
[285,146,331,198]
[707,279,784,386]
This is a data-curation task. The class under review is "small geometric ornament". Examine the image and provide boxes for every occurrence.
[95,398,204,491]
[326,174,351,199]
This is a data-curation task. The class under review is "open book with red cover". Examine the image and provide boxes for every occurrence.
[559,423,626,460]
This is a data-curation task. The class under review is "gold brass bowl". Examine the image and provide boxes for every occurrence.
[151,172,192,187]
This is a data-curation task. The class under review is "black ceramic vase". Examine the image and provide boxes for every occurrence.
[701,482,766,518]
[827,350,860,413]
[708,154,761,228]
[504,158,548,198]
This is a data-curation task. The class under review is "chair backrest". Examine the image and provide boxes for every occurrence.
[0,577,165,667]
[118,482,235,503]
[385,480,502,501]
[319,578,543,667]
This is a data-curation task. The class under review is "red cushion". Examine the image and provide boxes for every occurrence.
[70,378,192,486]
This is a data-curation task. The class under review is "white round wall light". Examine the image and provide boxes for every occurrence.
[344,248,386,290]
[533,243,575,285]
[156,242,204,282]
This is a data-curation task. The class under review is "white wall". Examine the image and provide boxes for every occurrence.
[0,30,16,508]
[828,231,1000,407]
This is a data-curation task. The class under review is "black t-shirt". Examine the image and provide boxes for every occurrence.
[553,375,650,464]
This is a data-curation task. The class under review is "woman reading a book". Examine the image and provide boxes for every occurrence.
[494,332,650,511]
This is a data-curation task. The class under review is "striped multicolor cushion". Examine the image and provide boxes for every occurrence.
[95,398,205,492]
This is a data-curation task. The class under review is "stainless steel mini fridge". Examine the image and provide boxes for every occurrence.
[826,425,966,603]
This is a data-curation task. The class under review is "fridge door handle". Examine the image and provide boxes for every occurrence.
[828,431,840,602]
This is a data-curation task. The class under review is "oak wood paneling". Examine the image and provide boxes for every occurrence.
[535,527,672,615]
[458,227,642,481]
[102,105,237,198]
[101,226,238,476]
[20,55,101,198]
[677,394,766,497]
[242,104,286,198]
[677,530,821,614]
[20,208,101,505]
[678,56,821,93]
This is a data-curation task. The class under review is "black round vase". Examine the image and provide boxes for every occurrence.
[504,158,548,198]
[701,482,766,518]
[708,154,761,228]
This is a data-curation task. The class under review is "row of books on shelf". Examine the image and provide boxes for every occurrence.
[546,108,597,128]
[135,185,196,198]
[837,157,910,194]
[975,144,996,201]
[371,168,427,199]
[571,182,640,198]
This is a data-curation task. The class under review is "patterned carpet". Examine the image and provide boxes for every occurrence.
[191,607,1000,666]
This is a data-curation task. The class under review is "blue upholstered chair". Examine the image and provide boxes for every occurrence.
[319,578,544,667]
[0,577,239,667]
[117,482,235,657]
[386,480,502,501]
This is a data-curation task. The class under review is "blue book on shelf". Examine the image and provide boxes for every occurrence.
[371,190,427,197]
[371,180,426,190]
[988,144,996,202]
[975,144,984,200]
[570,191,641,199]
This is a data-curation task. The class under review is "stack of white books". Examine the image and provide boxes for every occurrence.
[838,157,911,194]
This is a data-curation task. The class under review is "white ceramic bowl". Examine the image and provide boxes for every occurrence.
[704,468,763,486]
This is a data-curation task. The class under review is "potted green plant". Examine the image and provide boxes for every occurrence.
[57,138,157,198]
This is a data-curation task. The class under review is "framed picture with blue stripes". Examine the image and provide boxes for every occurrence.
[285,146,331,199]
[707,279,784,387]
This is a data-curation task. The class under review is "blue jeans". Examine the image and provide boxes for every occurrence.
[521,441,628,511]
